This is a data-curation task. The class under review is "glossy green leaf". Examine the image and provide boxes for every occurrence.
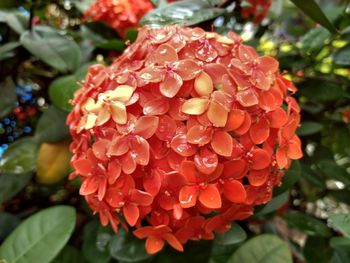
[329,214,350,238]
[228,234,292,263]
[332,249,350,263]
[109,228,152,263]
[0,206,76,263]
[0,137,38,174]
[35,105,70,143]
[0,213,20,242]
[49,63,94,112]
[284,211,331,237]
[333,45,350,66]
[290,0,337,33]
[95,39,126,51]
[214,223,246,245]
[299,80,348,102]
[297,121,323,136]
[0,77,17,118]
[82,222,111,263]
[140,0,225,27]
[52,246,84,263]
[0,42,21,61]
[124,29,139,43]
[255,191,289,216]
[0,173,32,205]
[20,26,81,72]
[301,27,330,54]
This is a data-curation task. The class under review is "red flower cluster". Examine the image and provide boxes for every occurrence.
[84,0,153,36]
[241,0,272,23]
[67,25,302,254]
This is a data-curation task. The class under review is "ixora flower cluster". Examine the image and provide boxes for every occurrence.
[241,0,272,23]
[67,25,302,254]
[84,0,153,36]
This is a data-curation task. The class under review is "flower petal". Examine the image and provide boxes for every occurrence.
[155,115,177,141]
[179,185,199,208]
[80,176,99,195]
[180,160,198,183]
[109,85,134,102]
[236,89,259,107]
[164,233,184,252]
[181,98,209,115]
[211,131,233,157]
[223,180,247,203]
[287,135,303,159]
[249,118,270,144]
[130,136,150,166]
[222,159,247,179]
[134,116,159,139]
[198,184,222,209]
[160,72,183,98]
[121,153,137,174]
[234,112,251,135]
[194,71,213,97]
[110,101,127,125]
[250,148,271,170]
[123,203,140,226]
[130,189,153,206]
[92,139,110,161]
[187,125,212,146]
[171,133,198,157]
[154,43,178,64]
[194,148,218,175]
[174,59,201,80]
[247,168,269,186]
[145,236,165,254]
[257,56,279,74]
[225,109,245,131]
[107,161,122,184]
[72,158,94,176]
[266,108,288,128]
[207,102,228,127]
[143,97,169,116]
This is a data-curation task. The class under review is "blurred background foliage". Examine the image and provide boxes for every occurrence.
[0,0,350,262]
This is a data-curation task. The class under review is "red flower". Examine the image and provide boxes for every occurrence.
[84,0,153,37]
[241,0,272,23]
[68,25,302,254]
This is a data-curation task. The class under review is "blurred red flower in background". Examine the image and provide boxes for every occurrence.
[67,25,302,254]
[241,0,272,23]
[84,0,153,36]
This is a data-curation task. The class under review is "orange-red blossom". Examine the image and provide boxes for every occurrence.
[67,25,302,254]
[84,0,153,37]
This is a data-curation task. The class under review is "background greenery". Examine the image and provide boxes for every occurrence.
[0,0,350,262]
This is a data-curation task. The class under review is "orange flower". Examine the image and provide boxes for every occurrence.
[68,25,302,254]
[84,0,153,36]
[241,0,272,23]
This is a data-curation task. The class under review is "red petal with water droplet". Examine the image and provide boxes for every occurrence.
[223,180,247,203]
[222,159,247,179]
[249,118,270,144]
[134,116,159,139]
[187,125,212,146]
[171,133,198,157]
[194,148,218,175]
[130,189,153,206]
[211,131,233,157]
[250,148,271,170]
[124,203,139,226]
[145,236,165,254]
[179,185,199,208]
[160,72,183,98]
[198,184,222,209]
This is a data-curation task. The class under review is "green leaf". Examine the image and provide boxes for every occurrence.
[284,211,331,237]
[0,206,76,263]
[333,45,350,66]
[301,27,330,54]
[214,223,246,246]
[140,0,225,27]
[96,39,126,51]
[82,222,111,263]
[0,173,32,205]
[20,26,81,72]
[330,237,350,250]
[0,137,38,174]
[0,10,28,34]
[0,42,21,61]
[255,191,289,216]
[35,105,70,143]
[0,77,17,118]
[0,213,20,242]
[51,246,84,263]
[49,63,94,112]
[72,0,95,13]
[303,236,333,263]
[274,161,301,195]
[109,228,152,263]
[329,214,350,238]
[297,121,323,136]
[290,0,337,33]
[228,234,292,263]
[299,80,347,102]
[124,29,139,43]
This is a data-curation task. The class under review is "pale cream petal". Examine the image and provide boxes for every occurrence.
[194,71,213,97]
[181,98,209,115]
[110,101,127,124]
[109,85,134,102]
